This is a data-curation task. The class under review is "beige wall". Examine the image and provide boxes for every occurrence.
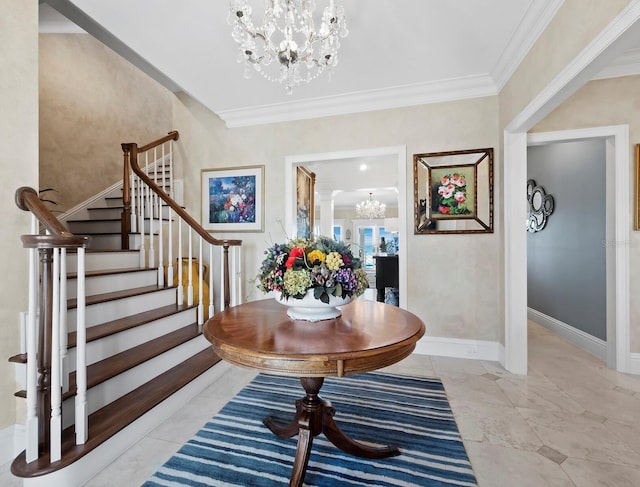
[0,0,38,429]
[173,93,502,341]
[39,34,174,211]
[532,75,640,352]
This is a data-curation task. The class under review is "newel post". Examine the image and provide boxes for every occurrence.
[37,248,53,453]
[121,143,137,250]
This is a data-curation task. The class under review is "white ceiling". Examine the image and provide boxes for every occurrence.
[41,0,568,128]
[39,0,640,209]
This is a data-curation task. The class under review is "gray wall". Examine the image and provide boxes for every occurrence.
[527,140,606,340]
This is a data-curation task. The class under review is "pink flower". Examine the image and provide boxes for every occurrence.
[455,192,466,203]
[441,176,450,185]
[439,205,450,214]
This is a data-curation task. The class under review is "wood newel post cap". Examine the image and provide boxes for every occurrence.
[15,186,38,211]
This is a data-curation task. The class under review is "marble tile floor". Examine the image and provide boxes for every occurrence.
[2,321,640,486]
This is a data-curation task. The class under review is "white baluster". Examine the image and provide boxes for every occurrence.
[177,219,183,305]
[230,246,238,307]
[25,215,38,463]
[157,145,164,286]
[169,139,174,198]
[75,248,88,444]
[219,249,225,309]
[147,151,155,268]
[59,248,69,393]
[198,238,204,326]
[131,170,137,233]
[235,246,243,305]
[50,248,62,462]
[208,244,214,319]
[167,207,174,287]
[187,229,193,306]
[139,156,147,268]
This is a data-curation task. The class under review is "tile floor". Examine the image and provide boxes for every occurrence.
[2,321,640,486]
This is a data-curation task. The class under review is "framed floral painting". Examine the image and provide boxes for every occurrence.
[201,165,264,232]
[413,148,493,234]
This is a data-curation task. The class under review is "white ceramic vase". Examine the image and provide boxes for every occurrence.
[275,289,353,322]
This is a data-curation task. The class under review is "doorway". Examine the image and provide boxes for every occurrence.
[285,146,408,309]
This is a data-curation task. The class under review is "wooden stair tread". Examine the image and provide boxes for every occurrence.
[68,284,171,309]
[16,323,201,400]
[11,348,221,478]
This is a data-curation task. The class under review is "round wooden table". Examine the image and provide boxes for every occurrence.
[203,298,425,487]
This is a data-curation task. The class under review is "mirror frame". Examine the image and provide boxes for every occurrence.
[413,148,494,234]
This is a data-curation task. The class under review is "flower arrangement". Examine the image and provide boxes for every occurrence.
[257,237,368,303]
[437,173,471,215]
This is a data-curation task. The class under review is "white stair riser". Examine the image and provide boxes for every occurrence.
[85,233,146,250]
[66,251,140,273]
[67,287,177,329]
[69,218,171,235]
[61,335,210,429]
[66,308,197,369]
[66,269,158,299]
[88,206,173,221]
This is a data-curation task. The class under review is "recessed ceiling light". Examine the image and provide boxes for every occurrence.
[359,164,367,171]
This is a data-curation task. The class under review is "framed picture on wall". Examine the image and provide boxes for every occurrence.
[296,166,315,239]
[413,148,493,234]
[201,165,264,232]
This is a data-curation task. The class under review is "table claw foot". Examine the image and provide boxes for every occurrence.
[323,409,400,459]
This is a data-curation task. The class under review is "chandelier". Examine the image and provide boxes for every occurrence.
[228,0,348,94]
[356,193,386,220]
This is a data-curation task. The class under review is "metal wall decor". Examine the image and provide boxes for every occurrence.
[526,179,554,233]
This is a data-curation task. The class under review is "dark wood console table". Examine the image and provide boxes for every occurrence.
[203,298,425,487]
[374,254,399,302]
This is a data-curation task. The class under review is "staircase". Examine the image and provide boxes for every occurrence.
[9,132,242,486]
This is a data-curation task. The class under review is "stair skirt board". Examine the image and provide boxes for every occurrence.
[67,307,198,369]
[61,336,211,430]
[67,287,177,329]
[21,361,233,487]
[66,269,159,299]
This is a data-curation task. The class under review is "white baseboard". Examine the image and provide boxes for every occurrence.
[629,353,640,374]
[414,335,501,361]
[0,424,24,466]
[528,307,607,361]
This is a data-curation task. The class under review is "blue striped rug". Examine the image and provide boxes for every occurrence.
[144,373,477,486]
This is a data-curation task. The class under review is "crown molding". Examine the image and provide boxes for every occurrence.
[217,75,497,128]
[492,0,565,91]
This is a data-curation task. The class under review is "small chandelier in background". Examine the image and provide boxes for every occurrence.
[356,193,386,220]
[228,0,348,94]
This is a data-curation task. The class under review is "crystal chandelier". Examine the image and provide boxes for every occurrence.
[356,193,386,220]
[228,0,348,94]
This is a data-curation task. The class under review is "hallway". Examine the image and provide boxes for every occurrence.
[2,322,639,486]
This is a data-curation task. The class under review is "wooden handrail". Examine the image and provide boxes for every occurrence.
[122,142,242,249]
[137,130,180,153]
[16,187,91,248]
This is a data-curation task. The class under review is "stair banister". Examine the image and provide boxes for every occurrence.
[15,187,91,463]
[122,133,242,310]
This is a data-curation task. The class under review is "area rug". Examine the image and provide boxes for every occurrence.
[143,373,477,486]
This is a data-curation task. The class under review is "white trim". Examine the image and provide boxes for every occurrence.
[218,77,496,128]
[492,0,565,90]
[0,424,24,465]
[593,47,640,80]
[504,3,640,375]
[526,126,630,373]
[414,336,501,362]
[528,308,607,361]
[285,146,408,310]
[630,353,640,374]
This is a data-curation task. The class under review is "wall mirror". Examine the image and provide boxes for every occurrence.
[413,148,494,234]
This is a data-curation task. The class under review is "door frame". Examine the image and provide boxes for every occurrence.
[285,145,408,309]
[503,2,640,374]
